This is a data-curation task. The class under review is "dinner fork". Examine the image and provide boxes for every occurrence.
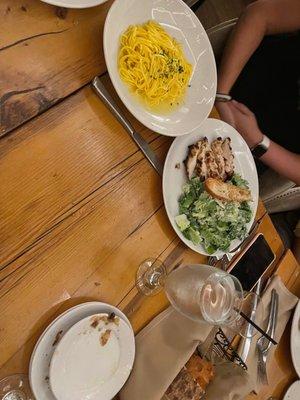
[256,289,279,385]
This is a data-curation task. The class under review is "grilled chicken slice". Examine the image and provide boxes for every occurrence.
[195,137,210,181]
[222,138,234,179]
[184,143,200,179]
[185,136,235,181]
[204,149,219,179]
[211,137,227,181]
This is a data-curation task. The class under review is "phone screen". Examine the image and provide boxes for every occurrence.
[229,234,275,292]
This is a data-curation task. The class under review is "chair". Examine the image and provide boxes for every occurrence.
[206,18,238,62]
[206,19,300,214]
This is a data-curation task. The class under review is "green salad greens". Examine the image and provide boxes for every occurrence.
[175,174,252,254]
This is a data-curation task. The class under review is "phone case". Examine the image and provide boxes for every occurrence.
[226,233,276,292]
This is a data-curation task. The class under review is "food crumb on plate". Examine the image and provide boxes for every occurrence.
[90,316,101,328]
[107,312,120,326]
[100,329,111,346]
[91,313,120,329]
[52,330,63,346]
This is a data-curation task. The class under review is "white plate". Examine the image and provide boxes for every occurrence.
[29,302,133,400]
[163,118,259,256]
[40,0,107,8]
[104,0,217,137]
[283,381,300,400]
[49,313,135,400]
[291,300,300,377]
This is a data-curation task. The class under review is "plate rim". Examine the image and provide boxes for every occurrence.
[290,300,300,377]
[29,301,133,400]
[162,117,259,256]
[40,0,107,8]
[283,380,300,400]
[103,0,217,137]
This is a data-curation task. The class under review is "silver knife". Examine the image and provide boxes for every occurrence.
[92,77,163,176]
[239,278,263,362]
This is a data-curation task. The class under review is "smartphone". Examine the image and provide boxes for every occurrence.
[227,233,276,292]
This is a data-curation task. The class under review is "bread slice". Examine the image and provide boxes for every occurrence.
[164,353,214,400]
[186,354,214,391]
[204,178,251,202]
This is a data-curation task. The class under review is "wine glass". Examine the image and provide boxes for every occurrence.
[136,258,167,296]
[0,374,34,400]
[136,260,264,338]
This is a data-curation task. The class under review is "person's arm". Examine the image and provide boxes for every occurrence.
[260,141,300,186]
[222,100,300,185]
[217,0,300,94]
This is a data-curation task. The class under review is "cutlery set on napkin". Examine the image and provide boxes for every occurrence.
[119,275,298,400]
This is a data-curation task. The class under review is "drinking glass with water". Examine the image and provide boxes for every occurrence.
[136,260,264,338]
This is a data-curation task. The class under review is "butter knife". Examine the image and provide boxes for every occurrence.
[92,77,163,176]
[239,278,263,362]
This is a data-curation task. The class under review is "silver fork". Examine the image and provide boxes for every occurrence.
[256,289,279,385]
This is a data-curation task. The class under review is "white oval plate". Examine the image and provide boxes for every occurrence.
[49,313,135,400]
[104,0,217,137]
[29,302,133,400]
[163,118,259,256]
[40,0,107,8]
[291,300,300,377]
[283,381,300,400]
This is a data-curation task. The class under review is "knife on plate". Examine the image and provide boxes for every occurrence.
[92,77,163,176]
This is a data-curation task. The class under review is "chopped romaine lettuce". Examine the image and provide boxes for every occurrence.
[230,173,249,188]
[183,227,201,245]
[175,173,252,253]
[175,214,190,231]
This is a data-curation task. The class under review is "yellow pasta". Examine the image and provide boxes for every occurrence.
[118,20,192,109]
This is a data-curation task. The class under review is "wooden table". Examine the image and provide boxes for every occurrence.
[0,1,299,399]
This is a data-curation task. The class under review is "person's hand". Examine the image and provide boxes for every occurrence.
[216,100,263,148]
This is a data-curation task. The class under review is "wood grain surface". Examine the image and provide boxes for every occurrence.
[0,0,112,136]
[0,72,279,380]
[0,68,217,377]
[0,3,298,400]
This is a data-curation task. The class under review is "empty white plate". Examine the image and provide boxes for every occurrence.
[104,0,217,137]
[162,118,258,256]
[291,300,300,377]
[283,381,300,400]
[49,313,135,400]
[29,302,133,400]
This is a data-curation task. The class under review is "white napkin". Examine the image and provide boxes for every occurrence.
[246,274,298,393]
[120,307,212,400]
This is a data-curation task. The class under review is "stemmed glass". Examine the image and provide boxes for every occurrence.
[136,259,264,338]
